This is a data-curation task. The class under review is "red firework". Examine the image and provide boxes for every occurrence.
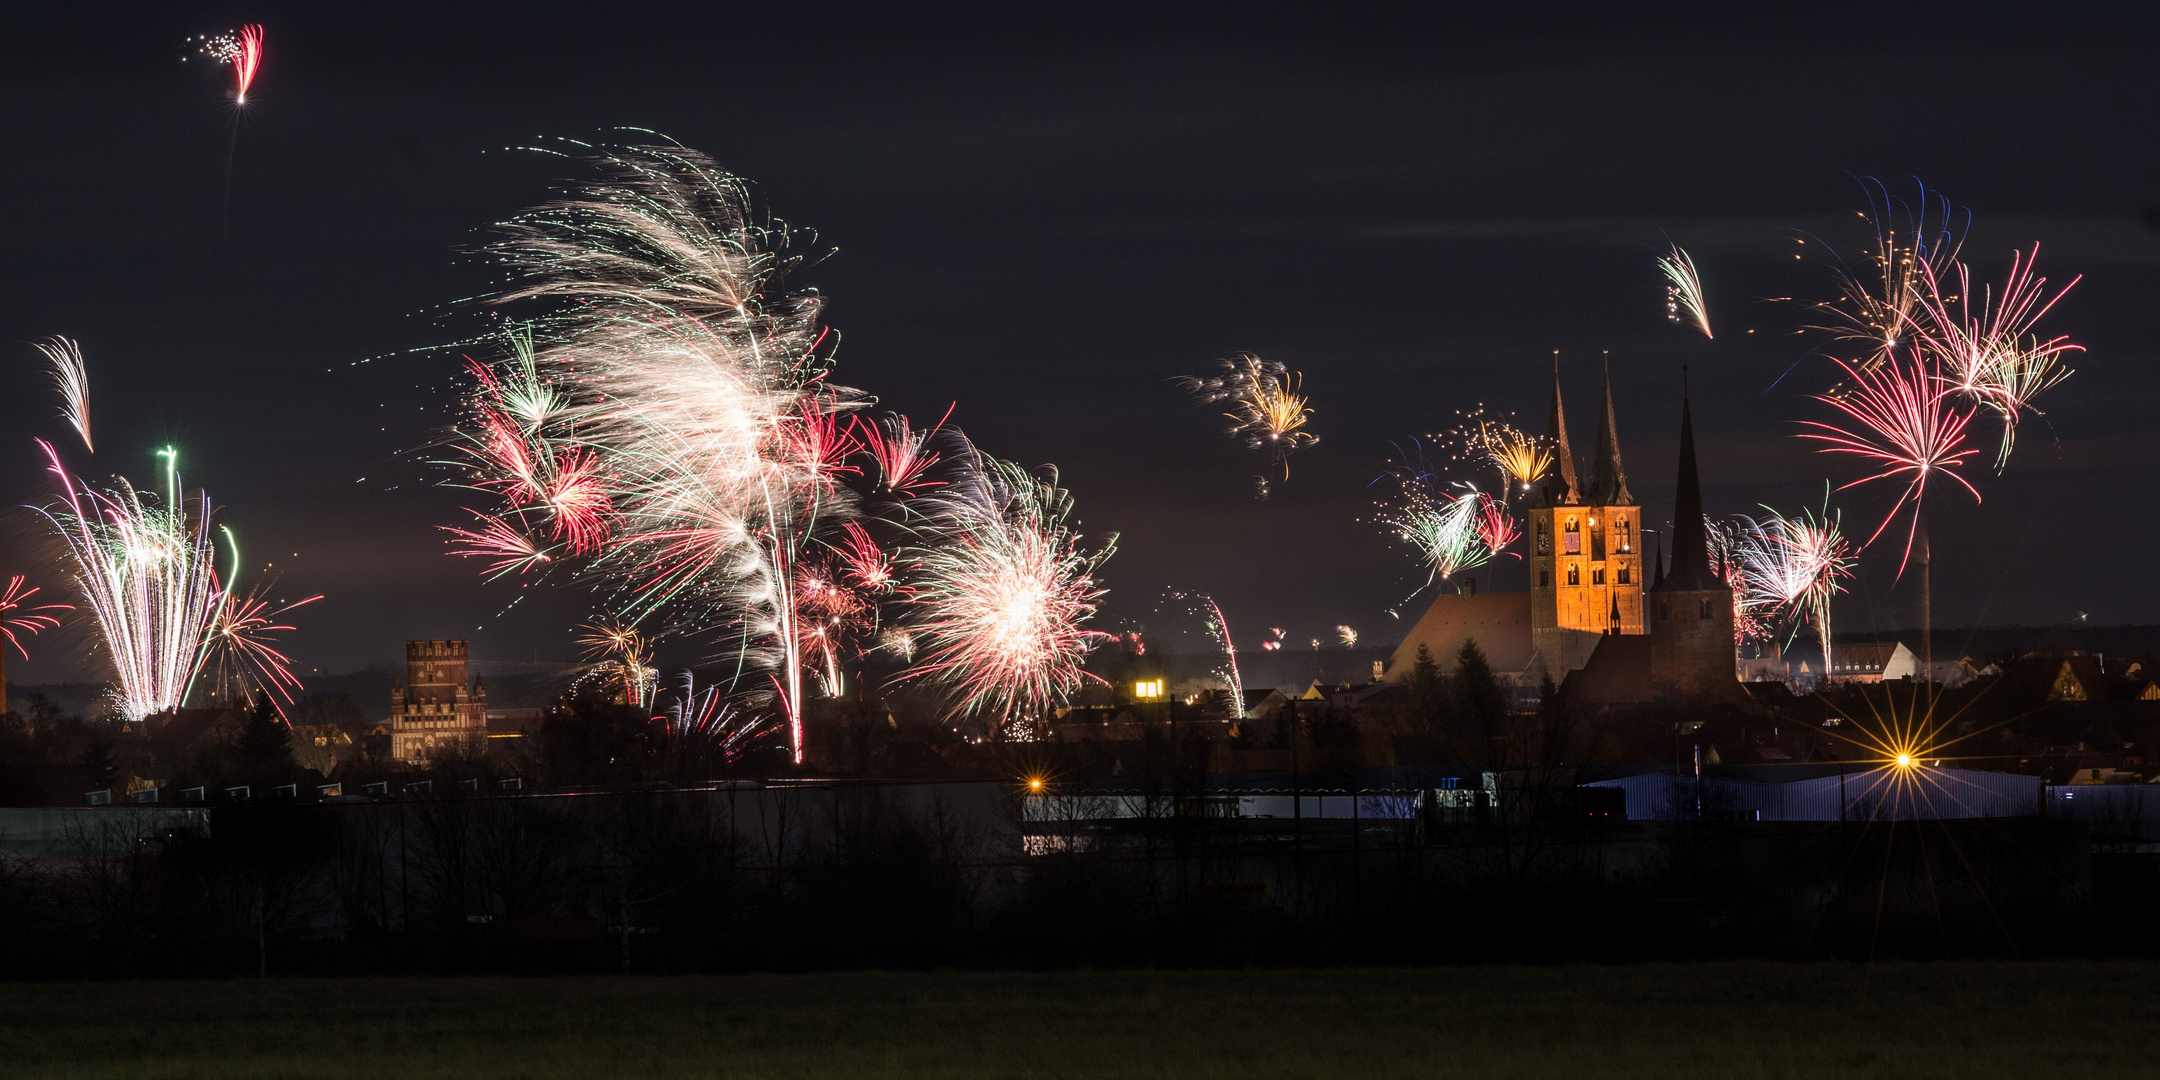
[1797,351,1981,570]
[0,577,69,660]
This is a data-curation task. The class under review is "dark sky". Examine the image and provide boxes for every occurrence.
[3,3,2156,682]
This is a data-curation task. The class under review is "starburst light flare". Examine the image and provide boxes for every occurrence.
[35,442,224,722]
[1658,244,1712,339]
[1796,351,1980,571]
[1177,354,1318,479]
[898,448,1115,731]
[35,338,92,453]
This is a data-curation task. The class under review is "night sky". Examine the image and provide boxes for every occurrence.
[3,4,2156,683]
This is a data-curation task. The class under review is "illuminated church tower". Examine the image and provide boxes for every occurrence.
[1527,368,1645,681]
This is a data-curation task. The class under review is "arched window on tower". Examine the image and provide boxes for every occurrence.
[1535,521,1550,555]
[1564,517,1581,554]
[1592,568,1605,585]
[1619,518,1633,553]
[1698,598,1713,619]
[1567,564,1580,586]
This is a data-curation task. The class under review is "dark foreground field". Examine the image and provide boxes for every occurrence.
[2,963,2155,1079]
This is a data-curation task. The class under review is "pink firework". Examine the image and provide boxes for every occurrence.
[834,521,893,592]
[197,25,265,103]
[1916,246,2083,470]
[541,446,614,556]
[0,577,69,660]
[858,406,952,496]
[442,510,553,579]
[1473,491,1520,559]
[1797,351,1981,570]
[202,586,322,710]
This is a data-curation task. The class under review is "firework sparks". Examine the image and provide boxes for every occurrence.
[448,142,869,763]
[1480,420,1551,498]
[35,337,92,453]
[1378,457,1508,588]
[1801,179,1968,368]
[0,577,69,661]
[35,442,224,721]
[1737,503,1855,671]
[1335,625,1358,647]
[1658,244,1712,339]
[1178,354,1318,479]
[661,670,775,765]
[858,407,951,496]
[578,622,655,708]
[200,571,321,711]
[898,449,1115,731]
[1915,246,2082,470]
[1261,627,1284,652]
[1797,351,1980,570]
[1164,590,1244,717]
[195,25,264,103]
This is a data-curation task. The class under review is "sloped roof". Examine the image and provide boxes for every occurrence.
[1567,634,1655,704]
[1383,590,1533,680]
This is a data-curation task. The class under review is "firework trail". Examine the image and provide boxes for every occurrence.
[897,448,1115,735]
[1177,354,1318,480]
[1797,351,1980,571]
[35,338,92,453]
[1658,244,1713,339]
[450,142,864,763]
[1914,246,2082,471]
[195,25,265,103]
[578,622,655,708]
[1163,590,1244,717]
[35,442,224,721]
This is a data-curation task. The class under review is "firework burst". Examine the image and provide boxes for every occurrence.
[1163,590,1245,717]
[35,338,92,453]
[1800,179,1968,368]
[1178,354,1318,479]
[578,622,655,708]
[36,442,224,721]
[1737,503,1855,671]
[898,450,1115,732]
[1658,244,1712,339]
[1479,420,1551,498]
[195,25,265,103]
[1914,246,2082,470]
[1797,351,1980,570]
[199,570,322,711]
[0,577,69,662]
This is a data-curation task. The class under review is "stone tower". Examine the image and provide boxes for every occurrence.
[1528,368,1646,682]
[389,639,489,763]
[1648,386,1741,699]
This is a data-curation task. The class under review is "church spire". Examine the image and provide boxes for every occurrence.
[1658,373,1718,591]
[1586,363,1632,505]
[1538,358,1580,506]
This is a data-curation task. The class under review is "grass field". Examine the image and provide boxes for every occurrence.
[1,963,2155,1078]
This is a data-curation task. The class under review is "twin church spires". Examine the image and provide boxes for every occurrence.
[1537,361,1632,509]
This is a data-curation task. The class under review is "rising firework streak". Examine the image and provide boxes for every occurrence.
[34,338,92,453]
[1658,244,1712,339]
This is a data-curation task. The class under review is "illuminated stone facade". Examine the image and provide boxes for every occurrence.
[1527,371,1645,681]
[389,639,488,764]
